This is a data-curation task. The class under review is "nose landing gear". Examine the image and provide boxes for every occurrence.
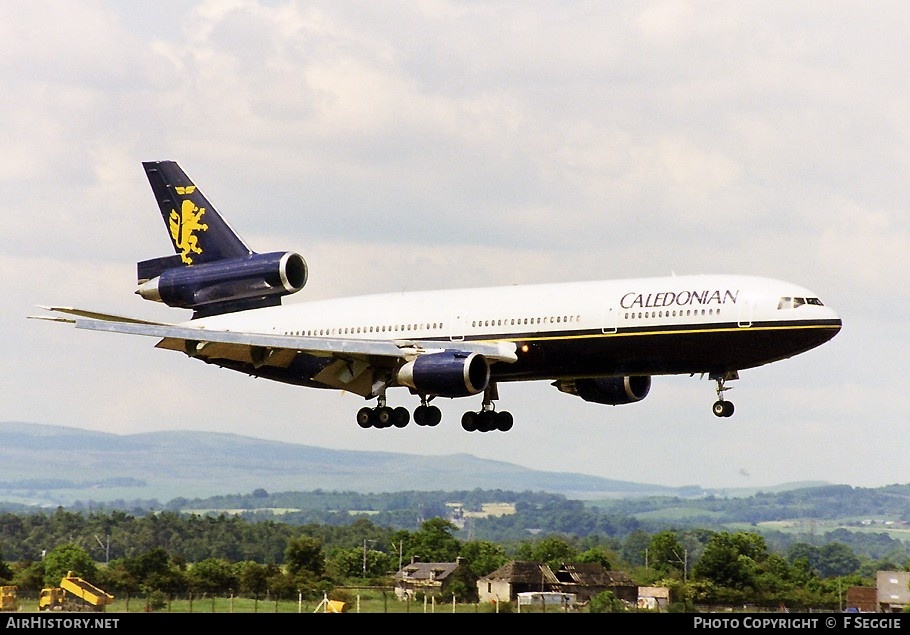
[711,372,737,417]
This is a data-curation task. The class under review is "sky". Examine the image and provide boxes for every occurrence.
[2,1,907,491]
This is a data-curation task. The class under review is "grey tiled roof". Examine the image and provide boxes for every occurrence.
[393,561,461,582]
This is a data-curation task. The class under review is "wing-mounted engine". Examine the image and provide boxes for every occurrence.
[553,376,651,405]
[136,251,307,317]
[397,350,490,398]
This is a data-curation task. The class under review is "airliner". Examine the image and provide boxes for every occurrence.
[35,161,842,432]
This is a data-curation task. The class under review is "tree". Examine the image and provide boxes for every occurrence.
[0,550,13,583]
[186,558,237,595]
[327,546,392,578]
[621,529,651,567]
[788,542,859,578]
[458,540,507,577]
[118,547,186,596]
[445,565,479,603]
[577,545,613,570]
[405,519,461,563]
[816,543,861,578]
[100,559,140,598]
[693,532,769,591]
[648,530,687,576]
[285,535,325,578]
[41,544,97,587]
[237,561,269,598]
[11,561,45,596]
[590,590,624,613]
[521,536,577,570]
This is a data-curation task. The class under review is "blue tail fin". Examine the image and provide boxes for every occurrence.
[142,161,250,269]
[137,161,307,317]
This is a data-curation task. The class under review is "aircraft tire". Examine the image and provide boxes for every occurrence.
[713,400,735,417]
[461,411,477,432]
[476,411,496,432]
[495,411,514,432]
[376,406,394,428]
[357,407,375,428]
[393,407,410,428]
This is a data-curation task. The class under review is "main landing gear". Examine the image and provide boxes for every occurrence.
[460,408,513,433]
[356,394,441,429]
[413,396,442,427]
[711,372,737,418]
[356,394,410,429]
[460,383,513,433]
[354,383,513,432]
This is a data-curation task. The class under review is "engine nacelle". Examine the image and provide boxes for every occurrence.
[137,251,307,314]
[397,351,490,398]
[553,376,651,405]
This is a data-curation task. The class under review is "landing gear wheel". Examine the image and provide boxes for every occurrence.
[712,400,734,417]
[376,406,394,428]
[463,382,514,433]
[414,403,442,427]
[711,373,737,418]
[357,407,375,428]
[476,410,496,432]
[393,407,410,428]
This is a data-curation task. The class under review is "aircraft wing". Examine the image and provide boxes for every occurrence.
[31,307,518,396]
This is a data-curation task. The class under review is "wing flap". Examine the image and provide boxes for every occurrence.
[157,338,298,368]
[313,358,376,395]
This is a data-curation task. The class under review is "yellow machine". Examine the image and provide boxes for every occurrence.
[39,572,114,612]
[0,586,18,612]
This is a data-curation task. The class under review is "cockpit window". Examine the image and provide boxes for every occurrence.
[778,296,824,309]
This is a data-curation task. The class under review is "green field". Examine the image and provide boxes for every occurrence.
[11,592,516,614]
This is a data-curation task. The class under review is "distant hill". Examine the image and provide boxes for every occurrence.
[0,422,827,507]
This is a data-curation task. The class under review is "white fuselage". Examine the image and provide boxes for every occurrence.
[188,274,841,382]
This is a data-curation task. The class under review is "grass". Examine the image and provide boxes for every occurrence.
[12,593,509,614]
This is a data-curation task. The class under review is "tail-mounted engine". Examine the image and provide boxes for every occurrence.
[553,375,651,405]
[397,351,490,398]
[136,251,307,317]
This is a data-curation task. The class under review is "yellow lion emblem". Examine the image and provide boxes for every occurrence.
[169,198,209,264]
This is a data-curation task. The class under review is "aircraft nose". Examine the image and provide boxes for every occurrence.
[823,306,842,339]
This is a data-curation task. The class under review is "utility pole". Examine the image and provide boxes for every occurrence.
[95,534,110,564]
[671,549,688,583]
[363,539,376,576]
